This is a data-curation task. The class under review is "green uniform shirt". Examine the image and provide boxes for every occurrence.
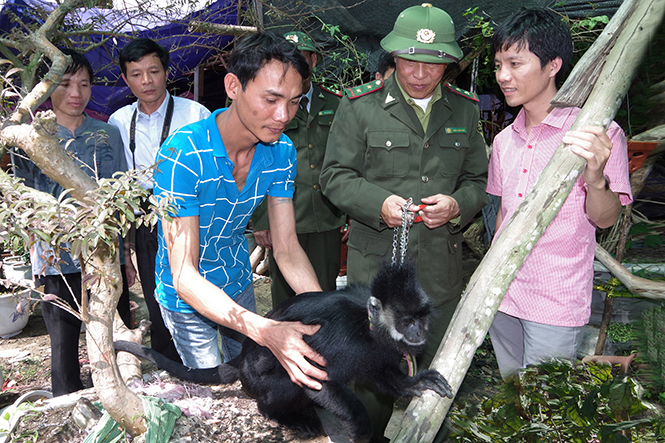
[321,74,488,307]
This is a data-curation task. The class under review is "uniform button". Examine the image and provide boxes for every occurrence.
[421,176,429,183]
[308,144,314,149]
[313,184,319,190]
[455,141,461,147]
[453,242,458,249]
[527,145,533,149]
[424,142,429,149]
[310,164,316,170]
[523,169,527,173]
[518,192,523,197]
[386,140,392,147]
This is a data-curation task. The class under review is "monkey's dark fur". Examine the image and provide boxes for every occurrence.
[115,261,453,442]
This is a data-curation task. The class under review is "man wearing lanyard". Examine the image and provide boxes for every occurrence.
[109,38,211,363]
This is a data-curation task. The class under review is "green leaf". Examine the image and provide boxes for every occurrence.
[644,234,663,248]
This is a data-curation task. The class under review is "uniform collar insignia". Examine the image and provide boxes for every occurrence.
[319,92,325,99]
[385,93,396,104]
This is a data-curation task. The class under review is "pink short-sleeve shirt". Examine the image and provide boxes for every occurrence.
[486,107,633,327]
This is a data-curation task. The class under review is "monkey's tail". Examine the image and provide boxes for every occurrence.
[114,340,240,385]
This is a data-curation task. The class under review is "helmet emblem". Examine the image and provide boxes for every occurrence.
[416,28,436,44]
[285,34,299,44]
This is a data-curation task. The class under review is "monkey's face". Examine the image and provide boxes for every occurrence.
[368,296,431,349]
[394,314,429,346]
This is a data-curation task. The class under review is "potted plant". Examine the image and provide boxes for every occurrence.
[0,231,31,283]
[0,283,30,338]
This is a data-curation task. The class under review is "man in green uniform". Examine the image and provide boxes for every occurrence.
[253,32,345,307]
[321,4,488,441]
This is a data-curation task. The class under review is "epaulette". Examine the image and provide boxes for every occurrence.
[344,80,384,99]
[318,83,343,97]
[445,83,479,102]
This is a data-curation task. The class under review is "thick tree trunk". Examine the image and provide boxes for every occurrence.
[85,242,147,435]
[390,1,665,441]
[0,113,147,435]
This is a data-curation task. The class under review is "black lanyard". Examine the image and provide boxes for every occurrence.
[129,95,175,169]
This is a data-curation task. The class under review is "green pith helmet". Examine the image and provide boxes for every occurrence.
[283,31,321,55]
[380,3,463,64]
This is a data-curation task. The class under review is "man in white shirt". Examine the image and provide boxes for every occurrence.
[109,38,211,363]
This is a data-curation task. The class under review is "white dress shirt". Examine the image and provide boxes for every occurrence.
[108,92,211,189]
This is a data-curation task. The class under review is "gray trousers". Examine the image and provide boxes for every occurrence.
[489,311,585,379]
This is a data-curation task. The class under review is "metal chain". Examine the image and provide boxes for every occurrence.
[391,197,415,265]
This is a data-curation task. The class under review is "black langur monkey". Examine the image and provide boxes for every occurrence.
[115,261,453,442]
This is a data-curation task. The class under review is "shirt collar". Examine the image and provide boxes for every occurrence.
[58,113,91,138]
[136,91,171,118]
[512,106,576,135]
[302,82,314,103]
[209,108,275,166]
[395,78,442,109]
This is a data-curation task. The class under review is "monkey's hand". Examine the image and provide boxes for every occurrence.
[259,320,328,390]
[409,369,454,399]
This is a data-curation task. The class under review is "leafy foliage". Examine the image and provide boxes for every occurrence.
[634,305,665,398]
[0,166,173,284]
[311,16,368,91]
[448,360,663,442]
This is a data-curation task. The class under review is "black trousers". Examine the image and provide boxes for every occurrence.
[134,223,181,363]
[37,266,133,397]
[267,229,342,308]
[38,273,84,397]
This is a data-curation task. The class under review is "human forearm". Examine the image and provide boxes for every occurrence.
[272,242,321,294]
[563,127,623,229]
[267,196,321,294]
[585,179,622,229]
[169,240,326,389]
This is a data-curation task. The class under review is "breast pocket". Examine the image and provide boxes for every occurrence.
[316,112,334,127]
[436,132,467,178]
[367,131,410,178]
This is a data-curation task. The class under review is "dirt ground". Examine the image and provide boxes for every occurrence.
[0,276,336,443]
[0,247,498,442]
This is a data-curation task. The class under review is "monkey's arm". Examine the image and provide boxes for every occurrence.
[373,367,454,399]
[162,214,327,390]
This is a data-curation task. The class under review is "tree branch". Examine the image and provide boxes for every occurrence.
[391,1,665,441]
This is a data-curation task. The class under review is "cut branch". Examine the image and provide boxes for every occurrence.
[187,20,257,36]
[390,1,665,441]
[595,245,665,300]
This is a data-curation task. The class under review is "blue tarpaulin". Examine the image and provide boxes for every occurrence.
[0,0,237,116]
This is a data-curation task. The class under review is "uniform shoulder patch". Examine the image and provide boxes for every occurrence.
[344,80,383,99]
[318,83,343,97]
[445,83,479,102]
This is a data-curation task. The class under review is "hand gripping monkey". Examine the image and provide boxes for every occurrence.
[115,260,453,442]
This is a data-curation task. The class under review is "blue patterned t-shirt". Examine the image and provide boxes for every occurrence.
[153,108,296,313]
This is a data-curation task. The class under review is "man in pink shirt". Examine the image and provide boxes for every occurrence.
[487,8,633,378]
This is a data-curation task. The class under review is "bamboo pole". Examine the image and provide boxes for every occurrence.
[390,1,665,441]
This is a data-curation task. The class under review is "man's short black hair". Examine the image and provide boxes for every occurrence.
[376,51,396,78]
[491,8,573,86]
[119,38,170,76]
[227,32,310,90]
[60,47,93,82]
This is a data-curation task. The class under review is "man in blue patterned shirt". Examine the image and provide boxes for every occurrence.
[153,33,327,389]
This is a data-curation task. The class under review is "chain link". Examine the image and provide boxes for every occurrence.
[392,197,415,265]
